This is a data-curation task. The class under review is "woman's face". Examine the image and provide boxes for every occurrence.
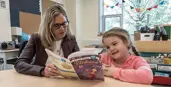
[51,14,68,40]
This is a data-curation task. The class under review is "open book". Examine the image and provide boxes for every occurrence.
[45,49,104,80]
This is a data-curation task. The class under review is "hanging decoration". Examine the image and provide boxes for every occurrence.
[104,0,166,12]
[153,5,158,8]
[104,1,120,9]
[122,0,125,3]
[130,6,134,9]
[106,5,110,8]
[141,8,145,12]
[160,1,165,5]
[115,3,119,6]
[111,6,114,9]
[135,8,140,12]
[147,8,152,11]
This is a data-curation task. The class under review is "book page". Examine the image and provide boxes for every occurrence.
[45,49,79,79]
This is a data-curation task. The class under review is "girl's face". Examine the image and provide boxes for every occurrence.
[103,36,130,61]
[51,14,68,40]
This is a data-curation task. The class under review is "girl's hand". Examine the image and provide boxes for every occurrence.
[103,64,115,77]
[41,64,60,78]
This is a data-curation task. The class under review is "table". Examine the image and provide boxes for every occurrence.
[0,49,19,70]
[0,70,154,87]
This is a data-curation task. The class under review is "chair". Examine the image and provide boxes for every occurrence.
[18,40,28,57]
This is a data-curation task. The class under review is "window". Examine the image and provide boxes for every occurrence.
[99,0,123,34]
[99,0,171,34]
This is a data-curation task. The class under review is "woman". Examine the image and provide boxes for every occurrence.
[14,4,79,78]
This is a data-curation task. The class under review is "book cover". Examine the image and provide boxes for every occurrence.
[45,49,104,80]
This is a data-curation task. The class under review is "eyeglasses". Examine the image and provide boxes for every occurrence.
[52,21,69,30]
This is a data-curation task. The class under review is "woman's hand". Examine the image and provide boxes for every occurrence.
[41,64,60,78]
[103,64,115,77]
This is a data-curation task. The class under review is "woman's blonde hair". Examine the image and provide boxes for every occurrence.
[38,4,72,48]
[102,27,139,56]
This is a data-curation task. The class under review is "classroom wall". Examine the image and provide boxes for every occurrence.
[41,0,56,14]
[80,0,100,40]
[10,0,41,35]
[64,0,77,35]
[20,12,41,34]
[80,0,102,48]
[21,0,57,35]
[10,0,56,35]
[10,0,41,27]
[50,0,64,4]
[0,0,65,41]
[0,0,12,41]
[64,0,101,48]
[0,0,101,45]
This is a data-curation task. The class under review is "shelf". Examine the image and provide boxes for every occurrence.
[134,41,171,53]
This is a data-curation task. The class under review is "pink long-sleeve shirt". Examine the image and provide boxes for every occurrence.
[101,53,153,84]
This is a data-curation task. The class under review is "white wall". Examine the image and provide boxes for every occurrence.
[50,0,64,4]
[64,0,101,48]
[0,0,12,41]
[80,0,100,39]
[64,0,77,35]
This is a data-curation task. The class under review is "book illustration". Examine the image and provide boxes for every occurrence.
[45,49,79,79]
[69,55,104,80]
[45,49,104,80]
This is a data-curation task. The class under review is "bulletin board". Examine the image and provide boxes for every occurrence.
[19,12,41,34]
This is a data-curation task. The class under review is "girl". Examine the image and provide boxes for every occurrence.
[101,27,153,84]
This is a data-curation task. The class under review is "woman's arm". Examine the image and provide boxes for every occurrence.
[14,34,44,76]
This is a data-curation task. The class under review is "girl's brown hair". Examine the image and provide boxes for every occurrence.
[102,27,139,56]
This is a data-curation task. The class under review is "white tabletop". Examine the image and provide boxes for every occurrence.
[0,70,154,87]
[0,49,19,53]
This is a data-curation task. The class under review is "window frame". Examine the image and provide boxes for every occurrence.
[99,0,123,34]
[102,14,122,32]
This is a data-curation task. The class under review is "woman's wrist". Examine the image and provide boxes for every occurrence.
[40,68,45,77]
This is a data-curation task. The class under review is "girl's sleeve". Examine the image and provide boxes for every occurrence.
[113,58,153,84]
[100,52,108,64]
